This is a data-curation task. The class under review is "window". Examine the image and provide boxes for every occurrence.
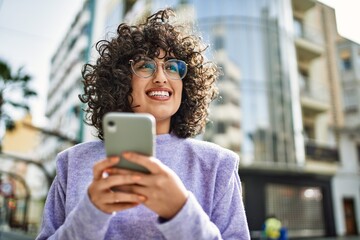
[340,50,352,71]
[68,37,77,52]
[81,23,90,35]
[299,69,310,92]
[124,0,136,14]
[214,35,224,50]
[293,18,304,38]
[342,57,352,70]
[80,48,87,61]
[218,64,226,81]
[217,122,226,134]
[304,124,315,140]
[343,88,358,112]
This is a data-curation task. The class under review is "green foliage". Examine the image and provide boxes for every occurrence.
[0,59,37,134]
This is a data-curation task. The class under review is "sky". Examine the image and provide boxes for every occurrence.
[0,0,84,125]
[0,0,359,126]
[319,0,360,43]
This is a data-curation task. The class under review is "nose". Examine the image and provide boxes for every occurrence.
[152,63,167,84]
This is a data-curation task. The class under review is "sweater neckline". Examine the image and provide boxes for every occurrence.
[156,133,182,146]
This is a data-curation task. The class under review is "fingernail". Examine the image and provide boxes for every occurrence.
[139,196,146,202]
[123,152,131,158]
[102,171,109,178]
[133,175,141,181]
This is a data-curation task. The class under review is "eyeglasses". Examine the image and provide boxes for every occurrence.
[129,57,187,80]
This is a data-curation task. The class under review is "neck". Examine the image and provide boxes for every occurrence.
[155,119,171,135]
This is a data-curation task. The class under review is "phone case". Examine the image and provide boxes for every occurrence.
[103,112,155,173]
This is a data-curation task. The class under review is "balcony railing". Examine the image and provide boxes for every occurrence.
[299,73,330,103]
[294,20,324,46]
[305,140,339,163]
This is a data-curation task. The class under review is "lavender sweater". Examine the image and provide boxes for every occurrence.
[36,134,250,240]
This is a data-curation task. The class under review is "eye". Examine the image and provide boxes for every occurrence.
[135,60,155,72]
[143,62,155,69]
[165,62,179,73]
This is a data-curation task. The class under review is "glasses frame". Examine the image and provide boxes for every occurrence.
[129,57,188,80]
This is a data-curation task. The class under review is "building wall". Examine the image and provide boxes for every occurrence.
[192,0,301,167]
[320,4,344,129]
[337,39,360,128]
[332,99,360,236]
[2,115,39,156]
[0,114,47,233]
[42,1,92,168]
[335,21,360,238]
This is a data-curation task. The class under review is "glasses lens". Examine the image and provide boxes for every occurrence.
[164,60,187,80]
[131,58,156,78]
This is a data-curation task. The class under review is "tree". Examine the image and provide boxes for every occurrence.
[0,59,37,148]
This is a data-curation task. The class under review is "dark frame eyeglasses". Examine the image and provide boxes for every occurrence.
[129,57,187,80]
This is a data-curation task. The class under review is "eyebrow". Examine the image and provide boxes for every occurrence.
[164,56,176,60]
[155,56,177,61]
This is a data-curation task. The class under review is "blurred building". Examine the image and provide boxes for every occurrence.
[38,0,359,238]
[41,0,147,173]
[0,114,46,235]
[196,0,343,238]
[337,38,360,129]
[2,115,39,156]
[41,0,93,173]
[332,37,360,236]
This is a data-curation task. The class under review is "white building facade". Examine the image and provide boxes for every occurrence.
[333,38,360,236]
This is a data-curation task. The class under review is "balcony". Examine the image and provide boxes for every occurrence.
[292,0,316,14]
[304,139,339,177]
[305,140,339,163]
[299,74,330,116]
[294,20,324,62]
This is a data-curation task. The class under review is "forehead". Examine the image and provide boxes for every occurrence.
[157,49,167,59]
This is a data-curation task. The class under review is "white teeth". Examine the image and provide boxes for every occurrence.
[148,91,170,97]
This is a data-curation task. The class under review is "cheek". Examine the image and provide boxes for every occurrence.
[177,83,184,101]
[130,78,144,101]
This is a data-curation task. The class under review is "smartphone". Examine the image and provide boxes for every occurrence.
[103,112,155,174]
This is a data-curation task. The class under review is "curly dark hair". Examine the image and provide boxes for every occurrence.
[79,8,219,140]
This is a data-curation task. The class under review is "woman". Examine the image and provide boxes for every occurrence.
[36,8,250,240]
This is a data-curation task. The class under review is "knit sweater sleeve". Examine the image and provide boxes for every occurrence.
[156,149,250,240]
[210,160,250,239]
[36,151,112,240]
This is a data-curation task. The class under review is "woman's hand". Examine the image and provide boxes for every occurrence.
[88,157,147,214]
[110,152,189,220]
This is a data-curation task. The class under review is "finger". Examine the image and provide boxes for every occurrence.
[123,152,162,174]
[114,185,148,196]
[103,191,147,204]
[106,167,145,176]
[98,174,144,190]
[116,174,155,188]
[93,157,119,180]
[103,202,140,214]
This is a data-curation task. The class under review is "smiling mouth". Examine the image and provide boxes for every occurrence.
[146,90,171,97]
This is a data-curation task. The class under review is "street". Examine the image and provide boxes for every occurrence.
[0,230,35,240]
[0,230,359,240]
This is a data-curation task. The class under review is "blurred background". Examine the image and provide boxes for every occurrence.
[0,0,359,239]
